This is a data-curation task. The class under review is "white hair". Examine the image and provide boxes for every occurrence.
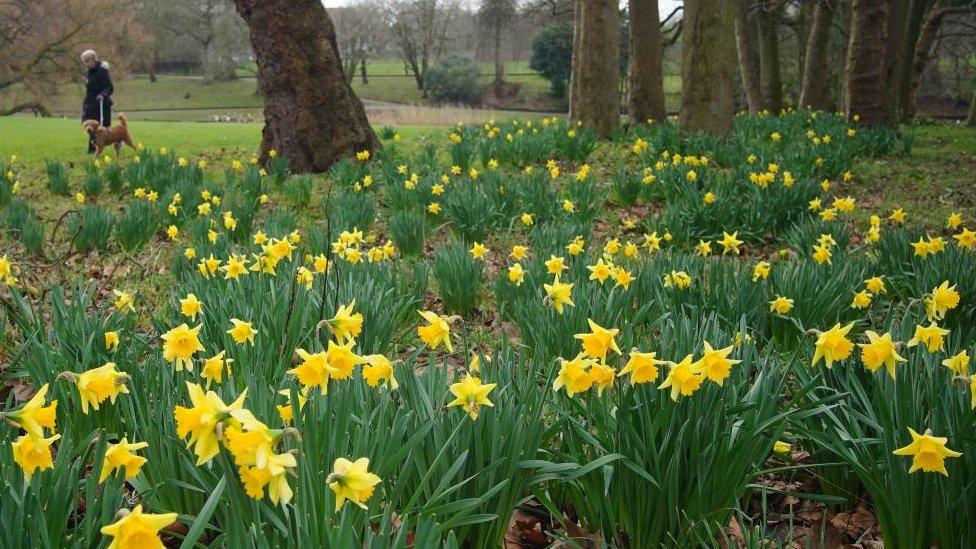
[80,50,97,62]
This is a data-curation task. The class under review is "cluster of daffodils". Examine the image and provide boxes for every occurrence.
[331,227,397,265]
[552,319,741,401]
[809,281,970,476]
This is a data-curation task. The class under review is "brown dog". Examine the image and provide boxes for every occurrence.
[83,113,136,157]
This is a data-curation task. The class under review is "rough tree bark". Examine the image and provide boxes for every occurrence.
[627,0,666,123]
[756,0,784,112]
[232,0,377,172]
[845,0,891,126]
[735,0,763,114]
[680,0,736,136]
[798,0,834,110]
[568,0,620,136]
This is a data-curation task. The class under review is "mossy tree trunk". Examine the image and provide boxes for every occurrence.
[798,0,834,111]
[627,0,666,123]
[680,0,736,136]
[232,0,378,172]
[735,0,763,114]
[568,0,620,136]
[845,0,891,126]
[756,0,784,112]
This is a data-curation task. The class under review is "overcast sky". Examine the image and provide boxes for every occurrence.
[323,0,683,20]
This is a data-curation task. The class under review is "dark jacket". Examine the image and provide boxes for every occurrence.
[82,61,113,121]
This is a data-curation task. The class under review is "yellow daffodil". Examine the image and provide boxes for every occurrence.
[692,341,741,385]
[2,384,58,441]
[328,457,381,511]
[812,322,856,368]
[417,310,453,352]
[892,428,962,476]
[906,322,949,353]
[858,331,905,379]
[544,276,575,314]
[161,324,204,371]
[659,354,705,401]
[227,319,258,345]
[12,434,60,480]
[173,382,248,465]
[617,350,664,385]
[574,319,621,361]
[100,505,178,548]
[99,438,149,482]
[447,374,496,420]
[769,296,794,314]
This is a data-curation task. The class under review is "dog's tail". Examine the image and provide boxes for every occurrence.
[118,113,127,126]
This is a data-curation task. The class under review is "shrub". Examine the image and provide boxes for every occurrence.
[530,22,572,98]
[424,55,483,104]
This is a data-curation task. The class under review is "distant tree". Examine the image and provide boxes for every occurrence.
[478,0,517,85]
[232,0,377,172]
[0,0,142,107]
[334,1,392,85]
[157,0,245,81]
[530,21,573,99]
[390,0,459,93]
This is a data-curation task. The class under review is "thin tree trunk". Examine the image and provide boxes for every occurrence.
[890,0,929,118]
[735,0,763,113]
[799,0,834,110]
[845,0,891,126]
[680,0,736,136]
[967,86,976,126]
[493,24,504,85]
[232,0,377,172]
[757,0,783,112]
[569,0,620,136]
[360,58,369,84]
[906,0,968,118]
[884,0,910,117]
[627,0,666,123]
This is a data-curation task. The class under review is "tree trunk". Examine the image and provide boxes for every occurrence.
[907,0,961,118]
[735,0,763,114]
[680,0,736,136]
[798,0,834,110]
[756,0,783,112]
[360,59,369,84]
[967,86,976,126]
[568,0,620,136]
[627,0,666,123]
[493,23,504,85]
[845,0,890,126]
[232,0,377,173]
[883,0,910,118]
[344,57,358,86]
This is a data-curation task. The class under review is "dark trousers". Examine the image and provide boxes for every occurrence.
[87,102,112,154]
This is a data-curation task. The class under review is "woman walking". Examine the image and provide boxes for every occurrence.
[81,50,114,154]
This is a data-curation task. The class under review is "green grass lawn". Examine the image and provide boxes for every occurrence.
[845,124,976,231]
[0,117,443,171]
[0,61,684,122]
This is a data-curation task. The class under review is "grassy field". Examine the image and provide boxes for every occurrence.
[0,60,684,121]
[0,117,443,170]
